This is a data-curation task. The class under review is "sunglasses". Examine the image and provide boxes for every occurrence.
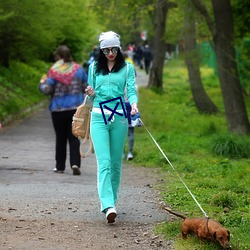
[102,47,119,55]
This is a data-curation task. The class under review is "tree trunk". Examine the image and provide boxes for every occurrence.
[191,0,250,134]
[148,0,169,89]
[212,0,250,134]
[184,4,218,114]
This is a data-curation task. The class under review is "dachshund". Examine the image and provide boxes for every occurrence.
[162,206,231,249]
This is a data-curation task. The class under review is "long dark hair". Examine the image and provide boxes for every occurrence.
[95,48,126,75]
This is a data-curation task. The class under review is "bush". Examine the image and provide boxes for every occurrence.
[210,135,250,159]
[210,191,237,209]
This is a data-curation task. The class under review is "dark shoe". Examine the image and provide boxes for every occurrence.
[106,207,117,223]
[72,165,81,175]
[53,168,64,173]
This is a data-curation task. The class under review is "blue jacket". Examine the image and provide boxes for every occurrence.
[39,66,88,112]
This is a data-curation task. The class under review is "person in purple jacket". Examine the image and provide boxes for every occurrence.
[39,45,88,175]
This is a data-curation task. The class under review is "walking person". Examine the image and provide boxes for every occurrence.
[123,51,137,160]
[85,31,138,223]
[125,102,135,160]
[143,44,152,74]
[39,45,88,175]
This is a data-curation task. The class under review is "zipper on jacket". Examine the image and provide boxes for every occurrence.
[108,72,111,99]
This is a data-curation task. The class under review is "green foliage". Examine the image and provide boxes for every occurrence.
[165,2,184,44]
[129,58,250,249]
[154,221,181,240]
[92,0,156,45]
[236,37,250,95]
[210,135,250,159]
[210,191,238,209]
[0,60,49,122]
[0,0,100,66]
[232,0,250,39]
[165,0,213,45]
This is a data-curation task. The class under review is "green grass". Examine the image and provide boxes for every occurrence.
[0,60,50,123]
[129,59,250,250]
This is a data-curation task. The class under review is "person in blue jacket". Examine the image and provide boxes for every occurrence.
[39,45,88,175]
[85,31,138,223]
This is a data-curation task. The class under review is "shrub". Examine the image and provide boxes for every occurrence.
[210,135,250,158]
[210,191,237,209]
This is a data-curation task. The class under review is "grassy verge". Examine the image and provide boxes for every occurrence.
[129,59,250,250]
[0,60,50,125]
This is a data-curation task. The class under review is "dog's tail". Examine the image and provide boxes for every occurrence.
[162,206,187,220]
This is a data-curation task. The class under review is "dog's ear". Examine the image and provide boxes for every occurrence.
[227,230,230,240]
[213,231,217,240]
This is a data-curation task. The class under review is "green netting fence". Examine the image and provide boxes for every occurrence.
[198,39,250,95]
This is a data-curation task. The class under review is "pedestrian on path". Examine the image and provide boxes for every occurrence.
[123,51,138,161]
[85,31,138,223]
[143,44,152,75]
[39,45,88,175]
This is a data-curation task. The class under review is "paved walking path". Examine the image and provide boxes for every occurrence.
[0,70,172,249]
[0,104,163,223]
[135,68,149,87]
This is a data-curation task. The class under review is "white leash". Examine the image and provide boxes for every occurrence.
[139,118,209,218]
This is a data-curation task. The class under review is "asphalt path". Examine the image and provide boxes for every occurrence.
[0,105,166,222]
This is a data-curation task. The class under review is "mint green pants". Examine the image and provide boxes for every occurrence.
[90,111,128,212]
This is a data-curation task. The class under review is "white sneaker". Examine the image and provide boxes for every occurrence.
[127,152,133,160]
[105,207,117,223]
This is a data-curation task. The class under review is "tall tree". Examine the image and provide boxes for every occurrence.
[184,1,218,114]
[191,0,250,134]
[148,0,176,89]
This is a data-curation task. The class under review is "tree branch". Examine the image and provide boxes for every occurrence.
[190,0,216,37]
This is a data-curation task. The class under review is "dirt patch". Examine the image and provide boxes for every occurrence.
[0,216,174,249]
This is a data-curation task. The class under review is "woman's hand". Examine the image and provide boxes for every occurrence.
[85,86,95,97]
[131,103,138,116]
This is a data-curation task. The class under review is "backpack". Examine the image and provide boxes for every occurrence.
[72,95,93,158]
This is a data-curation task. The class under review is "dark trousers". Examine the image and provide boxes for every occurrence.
[144,59,151,74]
[51,110,80,171]
[125,102,134,152]
[127,127,134,152]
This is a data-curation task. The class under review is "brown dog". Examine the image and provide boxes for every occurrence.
[162,207,231,249]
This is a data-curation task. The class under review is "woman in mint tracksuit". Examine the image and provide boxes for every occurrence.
[86,31,138,223]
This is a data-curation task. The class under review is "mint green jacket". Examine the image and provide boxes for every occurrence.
[87,62,138,110]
